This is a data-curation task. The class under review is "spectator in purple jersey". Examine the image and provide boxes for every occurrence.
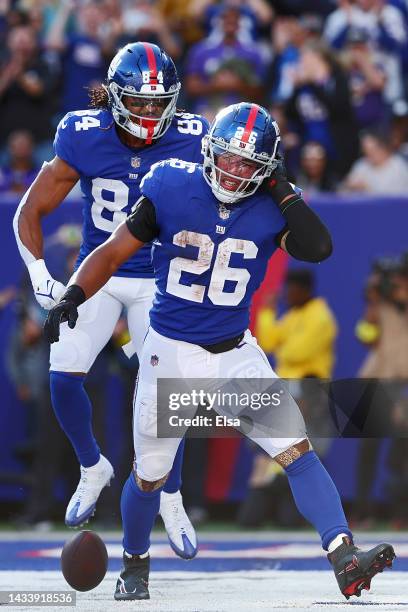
[0,130,39,196]
[341,27,388,130]
[185,5,268,118]
[285,41,359,180]
[45,0,116,113]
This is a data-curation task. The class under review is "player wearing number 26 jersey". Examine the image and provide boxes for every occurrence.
[45,102,395,602]
[13,42,207,557]
[139,157,286,344]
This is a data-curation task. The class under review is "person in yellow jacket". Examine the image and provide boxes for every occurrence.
[256,269,337,379]
[239,269,337,529]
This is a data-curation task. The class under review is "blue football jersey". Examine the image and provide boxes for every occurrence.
[140,159,287,344]
[54,109,208,277]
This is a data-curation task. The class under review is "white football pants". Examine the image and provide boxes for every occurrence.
[133,327,307,482]
[50,277,155,372]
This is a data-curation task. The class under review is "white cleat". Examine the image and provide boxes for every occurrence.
[65,454,114,527]
[159,491,198,559]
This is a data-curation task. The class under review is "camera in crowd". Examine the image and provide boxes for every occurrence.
[367,253,408,309]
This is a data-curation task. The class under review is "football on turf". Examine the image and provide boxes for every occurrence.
[61,530,108,591]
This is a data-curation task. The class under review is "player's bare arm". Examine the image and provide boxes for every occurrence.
[13,156,80,309]
[16,156,79,259]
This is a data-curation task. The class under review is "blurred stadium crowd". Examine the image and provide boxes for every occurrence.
[2,0,408,194]
[1,0,408,530]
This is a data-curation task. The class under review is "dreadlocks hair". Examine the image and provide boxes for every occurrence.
[88,83,110,109]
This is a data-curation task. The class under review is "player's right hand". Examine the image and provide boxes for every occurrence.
[28,259,66,310]
[44,299,79,344]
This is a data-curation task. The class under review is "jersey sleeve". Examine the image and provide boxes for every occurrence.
[192,115,209,163]
[272,182,303,246]
[126,196,159,242]
[53,113,80,172]
[140,159,197,228]
[139,160,166,204]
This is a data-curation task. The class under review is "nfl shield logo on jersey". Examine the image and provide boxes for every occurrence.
[219,205,230,220]
[150,354,159,366]
[131,156,141,168]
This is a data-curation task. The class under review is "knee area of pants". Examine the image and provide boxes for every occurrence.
[49,334,92,372]
[134,472,168,492]
[136,454,173,483]
[274,439,311,468]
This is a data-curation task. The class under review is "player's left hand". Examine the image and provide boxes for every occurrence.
[44,299,79,343]
[263,153,297,207]
[264,152,288,188]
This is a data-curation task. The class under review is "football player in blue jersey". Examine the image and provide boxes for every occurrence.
[13,42,208,558]
[44,103,395,601]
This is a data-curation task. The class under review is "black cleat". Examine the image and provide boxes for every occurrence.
[114,552,150,601]
[328,536,395,600]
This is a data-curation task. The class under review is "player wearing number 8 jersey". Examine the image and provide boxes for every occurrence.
[13,42,207,557]
[44,102,395,601]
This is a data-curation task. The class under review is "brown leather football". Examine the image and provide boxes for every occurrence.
[61,530,108,591]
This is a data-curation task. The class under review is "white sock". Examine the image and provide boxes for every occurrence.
[160,490,181,500]
[124,550,149,559]
[327,533,349,553]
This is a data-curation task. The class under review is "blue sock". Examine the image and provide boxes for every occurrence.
[122,473,162,555]
[50,371,100,468]
[163,438,185,494]
[285,451,352,550]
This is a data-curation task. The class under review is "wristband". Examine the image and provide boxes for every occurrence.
[27,259,49,286]
[62,284,86,307]
[266,178,297,206]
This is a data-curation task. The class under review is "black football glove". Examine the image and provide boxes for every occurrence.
[271,152,288,179]
[43,285,85,343]
[44,299,78,343]
[263,153,297,207]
